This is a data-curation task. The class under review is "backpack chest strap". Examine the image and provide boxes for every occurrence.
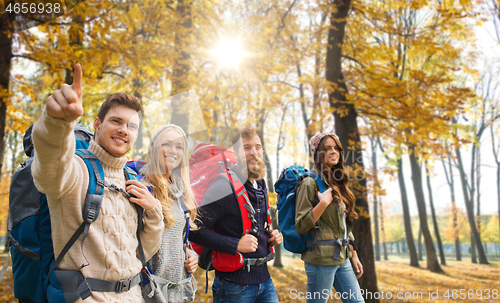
[54,270,142,301]
[307,231,356,260]
[244,252,275,272]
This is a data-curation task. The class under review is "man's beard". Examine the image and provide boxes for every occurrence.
[246,155,266,181]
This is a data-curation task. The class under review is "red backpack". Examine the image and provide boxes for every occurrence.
[189,144,275,290]
[189,143,237,206]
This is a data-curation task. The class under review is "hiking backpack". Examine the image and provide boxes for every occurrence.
[274,165,358,257]
[274,165,327,254]
[188,143,275,291]
[7,125,145,303]
[189,143,237,206]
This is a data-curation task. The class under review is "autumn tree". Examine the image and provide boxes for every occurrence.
[377,139,419,267]
[340,0,481,272]
[369,134,381,261]
[323,0,380,299]
[451,60,500,265]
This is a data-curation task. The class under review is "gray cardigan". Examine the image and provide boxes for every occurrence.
[142,182,197,303]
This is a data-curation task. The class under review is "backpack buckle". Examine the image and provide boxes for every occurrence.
[115,278,131,293]
[86,209,96,223]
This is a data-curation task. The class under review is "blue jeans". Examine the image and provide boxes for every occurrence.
[304,259,364,303]
[212,276,279,303]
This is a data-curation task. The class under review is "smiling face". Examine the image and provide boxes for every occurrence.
[323,136,340,169]
[160,129,184,174]
[93,105,140,157]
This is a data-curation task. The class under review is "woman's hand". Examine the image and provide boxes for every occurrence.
[184,249,198,274]
[351,251,363,279]
[313,188,333,222]
[126,180,158,210]
[317,188,333,206]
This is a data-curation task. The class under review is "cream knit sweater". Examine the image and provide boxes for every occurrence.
[31,110,164,302]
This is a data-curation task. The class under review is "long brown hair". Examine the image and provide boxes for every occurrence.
[313,135,358,219]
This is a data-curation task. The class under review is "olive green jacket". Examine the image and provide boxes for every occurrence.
[295,167,355,265]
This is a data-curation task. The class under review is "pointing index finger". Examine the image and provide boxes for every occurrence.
[71,64,82,99]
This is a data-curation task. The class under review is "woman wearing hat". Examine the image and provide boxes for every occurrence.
[140,124,199,302]
[295,133,364,303]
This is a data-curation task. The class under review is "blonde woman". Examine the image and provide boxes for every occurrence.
[141,124,198,303]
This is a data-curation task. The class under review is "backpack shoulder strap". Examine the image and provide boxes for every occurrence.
[48,149,105,277]
[179,200,190,245]
[122,164,150,269]
[75,149,105,223]
[123,165,138,181]
[219,171,256,236]
[305,172,328,193]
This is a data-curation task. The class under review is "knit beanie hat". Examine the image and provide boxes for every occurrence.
[148,124,187,157]
[309,132,339,159]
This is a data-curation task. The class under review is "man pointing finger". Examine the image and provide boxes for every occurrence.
[31,64,164,302]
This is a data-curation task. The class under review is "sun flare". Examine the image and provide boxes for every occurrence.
[212,39,248,69]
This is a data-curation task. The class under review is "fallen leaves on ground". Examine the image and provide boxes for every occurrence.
[1,253,499,302]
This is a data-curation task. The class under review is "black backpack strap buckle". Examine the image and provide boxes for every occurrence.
[115,279,132,293]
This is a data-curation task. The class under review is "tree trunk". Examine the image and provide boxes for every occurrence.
[371,137,380,261]
[476,150,481,257]
[455,146,489,264]
[497,165,500,245]
[374,193,380,261]
[64,12,83,83]
[325,1,379,300]
[408,147,443,273]
[170,0,193,130]
[276,106,287,180]
[271,208,283,267]
[468,141,479,264]
[133,86,144,156]
[418,228,423,261]
[443,155,461,261]
[257,114,274,192]
[491,125,500,254]
[0,12,13,180]
[425,163,446,265]
[471,234,477,263]
[9,131,18,175]
[297,63,315,169]
[380,198,388,260]
[397,158,419,267]
[263,150,273,193]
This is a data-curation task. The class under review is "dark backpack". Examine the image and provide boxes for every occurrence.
[7,125,144,303]
[274,165,327,253]
[275,165,358,257]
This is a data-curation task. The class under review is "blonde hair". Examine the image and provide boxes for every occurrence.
[142,124,198,229]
